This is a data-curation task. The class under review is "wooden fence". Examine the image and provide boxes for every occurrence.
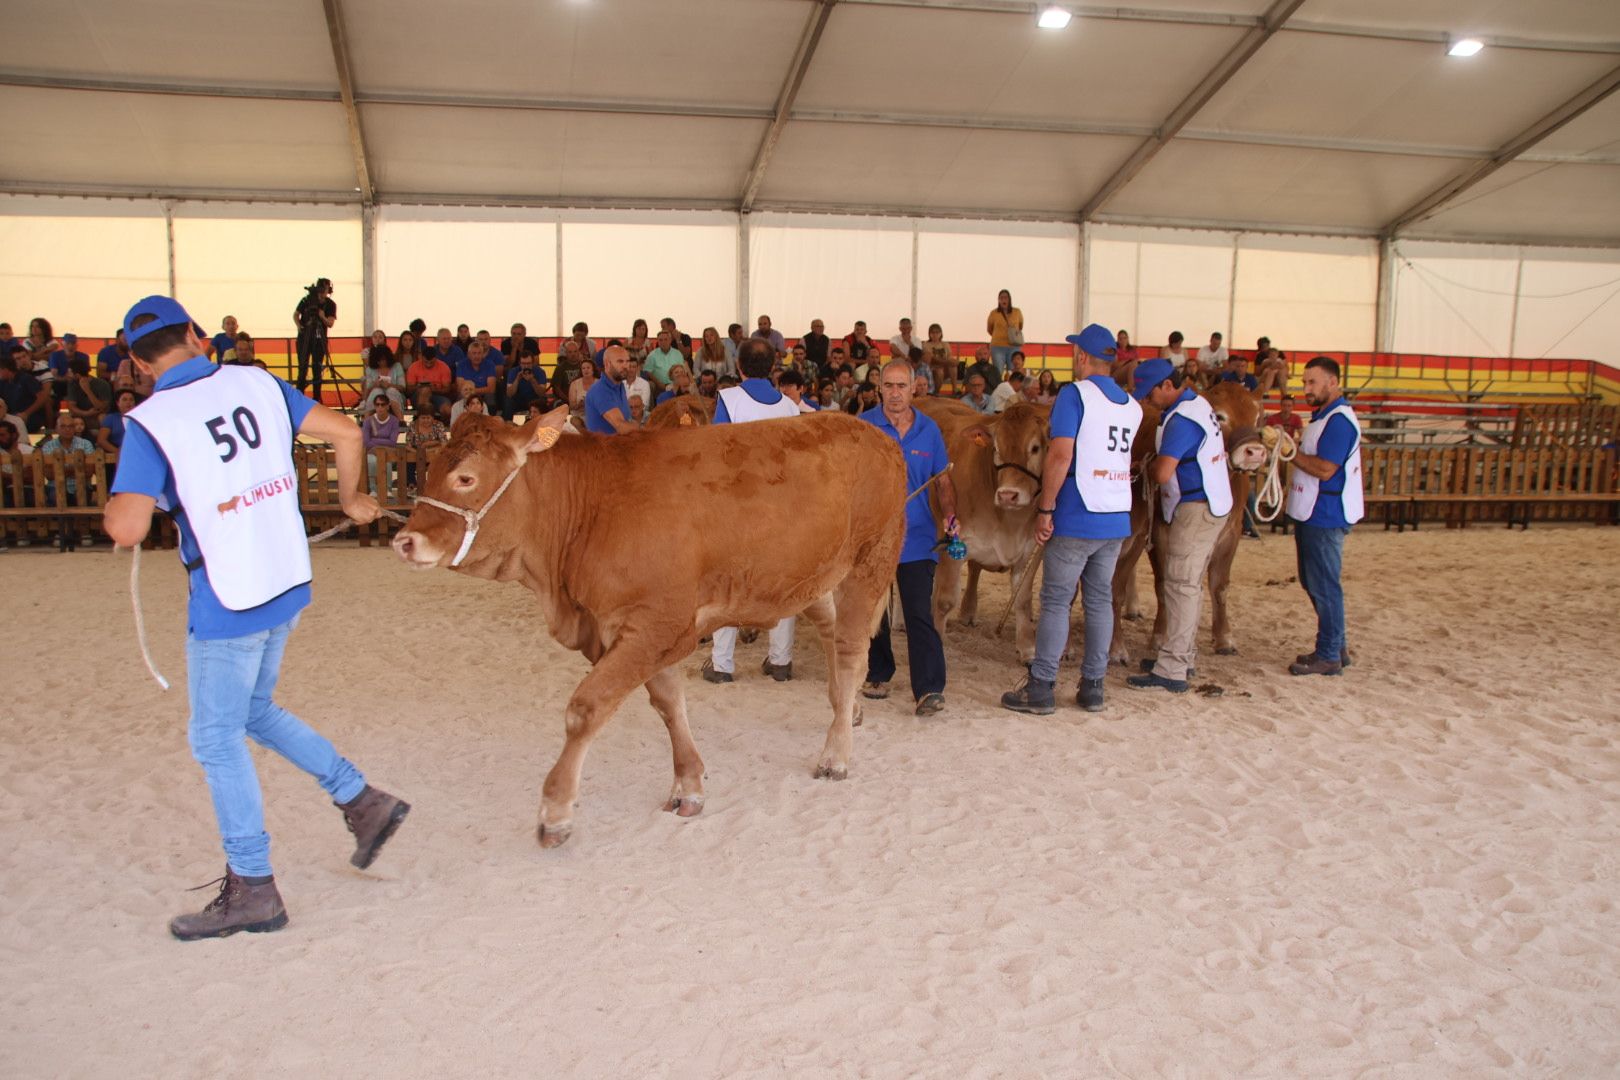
[3,443,1616,547]
[1510,404,1620,450]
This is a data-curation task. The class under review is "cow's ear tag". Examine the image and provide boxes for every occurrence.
[526,426,562,455]
[970,431,992,448]
[678,413,694,427]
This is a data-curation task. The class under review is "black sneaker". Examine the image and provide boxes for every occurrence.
[1076,677,1105,712]
[1139,658,1196,679]
[1000,673,1056,715]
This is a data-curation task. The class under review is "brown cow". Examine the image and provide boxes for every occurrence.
[1109,380,1282,663]
[392,408,905,847]
[645,394,714,430]
[914,398,1050,661]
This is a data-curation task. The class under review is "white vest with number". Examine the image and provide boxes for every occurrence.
[129,365,311,610]
[1071,379,1142,514]
[1156,393,1233,519]
[1286,401,1364,525]
[719,384,800,424]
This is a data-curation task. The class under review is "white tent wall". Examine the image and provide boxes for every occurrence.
[1232,235,1378,354]
[0,196,168,337]
[1087,228,1235,350]
[376,206,559,338]
[915,221,1078,347]
[560,211,738,343]
[748,214,913,340]
[171,204,362,340]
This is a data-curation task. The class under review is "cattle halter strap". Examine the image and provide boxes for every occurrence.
[411,426,560,567]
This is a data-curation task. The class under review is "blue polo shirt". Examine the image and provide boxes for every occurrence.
[1157,388,1209,505]
[1220,371,1259,392]
[712,378,783,424]
[210,332,235,360]
[455,352,498,389]
[48,349,88,378]
[112,356,317,640]
[860,405,949,563]
[584,377,631,434]
[1049,376,1132,540]
[1302,397,1359,529]
[428,343,468,369]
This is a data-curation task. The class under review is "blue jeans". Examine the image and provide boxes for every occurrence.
[1294,524,1349,661]
[1031,535,1123,683]
[186,617,365,877]
[990,346,1015,375]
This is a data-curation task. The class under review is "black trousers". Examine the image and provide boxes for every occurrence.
[867,559,946,699]
[296,331,328,399]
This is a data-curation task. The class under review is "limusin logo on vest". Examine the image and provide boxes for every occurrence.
[217,471,297,517]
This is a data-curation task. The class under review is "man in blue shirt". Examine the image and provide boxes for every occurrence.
[103,295,410,941]
[1285,357,1363,677]
[1002,324,1141,715]
[97,329,132,384]
[455,340,500,406]
[209,315,239,361]
[584,343,638,435]
[48,333,89,401]
[1219,354,1259,392]
[859,359,960,716]
[426,326,468,370]
[1126,360,1233,694]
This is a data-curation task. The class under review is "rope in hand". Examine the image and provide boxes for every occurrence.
[125,505,412,691]
[1252,429,1298,525]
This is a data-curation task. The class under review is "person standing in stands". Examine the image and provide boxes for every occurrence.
[1285,357,1363,677]
[292,279,335,400]
[210,316,239,361]
[987,290,1023,375]
[101,295,409,940]
[1002,323,1141,716]
[702,338,806,686]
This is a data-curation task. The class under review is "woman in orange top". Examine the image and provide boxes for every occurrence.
[986,289,1023,375]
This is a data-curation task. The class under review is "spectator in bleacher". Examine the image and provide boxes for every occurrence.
[359,329,391,366]
[655,364,695,406]
[801,319,830,373]
[1111,329,1140,388]
[404,409,447,494]
[722,323,746,370]
[585,345,637,435]
[361,394,401,495]
[987,290,1023,374]
[1198,331,1228,373]
[428,327,467,369]
[826,344,849,381]
[1178,354,1205,392]
[97,329,130,381]
[656,317,692,361]
[1255,337,1289,397]
[505,349,549,420]
[1008,350,1028,381]
[849,381,879,416]
[964,345,1001,392]
[1,348,51,434]
[1161,331,1189,367]
[361,339,407,416]
[910,351,935,396]
[41,412,94,550]
[0,322,15,358]
[448,384,487,427]
[844,320,875,369]
[753,314,786,358]
[455,340,500,404]
[501,322,542,368]
[453,324,475,356]
[568,358,597,414]
[408,317,427,341]
[63,356,111,426]
[221,332,253,365]
[624,356,653,416]
[210,316,239,361]
[96,387,139,454]
[960,372,995,415]
[26,318,60,384]
[0,416,31,466]
[990,370,1024,413]
[784,342,813,382]
[552,338,586,401]
[113,341,156,399]
[49,334,89,399]
[0,396,27,443]
[1221,353,1259,392]
[617,318,649,364]
[697,369,719,400]
[395,329,421,365]
[406,340,454,418]
[888,318,925,363]
[566,321,597,363]
[1034,369,1059,405]
[778,368,816,413]
[694,326,732,381]
[921,324,952,394]
[1269,394,1303,440]
[643,329,683,394]
[829,365,857,410]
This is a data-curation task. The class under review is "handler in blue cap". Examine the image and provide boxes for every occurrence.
[1002,323,1141,715]
[103,295,410,941]
[1126,358,1233,693]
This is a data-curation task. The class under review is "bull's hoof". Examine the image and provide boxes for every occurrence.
[537,820,572,848]
[813,761,848,781]
[1215,645,1238,656]
[664,793,705,817]
[853,706,864,728]
[959,614,977,627]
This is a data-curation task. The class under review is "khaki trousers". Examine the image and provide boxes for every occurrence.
[1154,501,1229,681]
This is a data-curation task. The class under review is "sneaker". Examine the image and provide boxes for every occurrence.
[169,868,288,941]
[338,785,411,870]
[700,659,733,684]
[1000,672,1056,715]
[1076,677,1106,713]
[761,659,793,683]
[861,680,890,700]
[1138,658,1196,679]
[914,692,946,717]
[1288,655,1343,677]
[1126,671,1189,693]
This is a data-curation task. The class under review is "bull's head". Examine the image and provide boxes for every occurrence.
[1205,383,1268,473]
[392,407,569,570]
[984,403,1049,509]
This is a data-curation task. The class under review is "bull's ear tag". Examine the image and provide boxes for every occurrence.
[678,413,694,427]
[970,430,992,448]
[531,426,562,452]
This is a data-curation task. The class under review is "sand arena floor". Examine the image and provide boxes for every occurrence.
[2,525,1618,1078]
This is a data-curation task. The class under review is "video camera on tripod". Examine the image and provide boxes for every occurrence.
[296,278,333,339]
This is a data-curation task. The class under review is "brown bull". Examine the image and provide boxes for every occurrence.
[392,408,905,847]
[1109,381,1280,663]
[914,398,1050,661]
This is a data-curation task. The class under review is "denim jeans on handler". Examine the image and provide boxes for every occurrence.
[867,560,946,699]
[186,617,365,878]
[1030,535,1123,684]
[1294,523,1350,662]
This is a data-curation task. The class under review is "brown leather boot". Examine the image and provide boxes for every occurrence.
[339,785,411,869]
[169,868,288,941]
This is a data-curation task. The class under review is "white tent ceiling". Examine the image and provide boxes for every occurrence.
[2,0,1617,244]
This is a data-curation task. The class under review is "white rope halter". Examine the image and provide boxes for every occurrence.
[411,462,526,567]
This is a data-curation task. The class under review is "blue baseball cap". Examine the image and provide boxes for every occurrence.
[1132,358,1175,400]
[1064,323,1116,361]
[123,295,205,345]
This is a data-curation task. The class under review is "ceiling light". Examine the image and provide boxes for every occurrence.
[1037,6,1071,30]
[1447,38,1484,57]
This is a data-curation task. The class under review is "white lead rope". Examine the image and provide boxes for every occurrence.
[125,505,412,691]
[1253,429,1298,525]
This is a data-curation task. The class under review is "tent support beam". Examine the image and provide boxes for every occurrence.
[321,0,375,204]
[1076,0,1306,223]
[1381,62,1620,237]
[741,0,837,211]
